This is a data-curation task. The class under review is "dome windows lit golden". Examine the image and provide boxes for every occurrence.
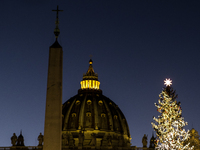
[86,112,91,117]
[76,100,80,105]
[72,113,76,117]
[101,113,106,117]
[80,80,100,90]
[98,100,103,106]
[87,100,92,105]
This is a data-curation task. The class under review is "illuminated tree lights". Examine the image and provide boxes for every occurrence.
[152,80,193,150]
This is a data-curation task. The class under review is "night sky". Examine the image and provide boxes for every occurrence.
[0,0,200,148]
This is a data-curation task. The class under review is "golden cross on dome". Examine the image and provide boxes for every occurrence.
[164,78,172,86]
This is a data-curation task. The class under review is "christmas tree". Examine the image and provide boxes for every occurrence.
[151,79,193,150]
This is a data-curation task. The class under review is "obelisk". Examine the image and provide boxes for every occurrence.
[43,6,63,150]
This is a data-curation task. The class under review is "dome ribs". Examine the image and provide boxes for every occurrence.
[78,94,87,130]
[62,91,131,148]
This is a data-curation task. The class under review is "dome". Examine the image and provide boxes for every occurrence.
[62,60,131,149]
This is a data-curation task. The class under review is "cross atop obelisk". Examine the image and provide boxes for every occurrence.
[52,5,63,39]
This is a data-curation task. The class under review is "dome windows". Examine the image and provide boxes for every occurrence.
[101,113,106,117]
[80,80,100,90]
[76,100,80,105]
[86,112,91,117]
[87,100,92,105]
[72,113,76,117]
[98,100,103,106]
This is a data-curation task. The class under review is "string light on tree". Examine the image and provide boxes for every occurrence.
[151,79,193,150]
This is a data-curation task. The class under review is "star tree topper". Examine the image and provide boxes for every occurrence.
[164,78,172,86]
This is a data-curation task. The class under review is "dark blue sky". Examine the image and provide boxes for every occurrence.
[0,0,200,147]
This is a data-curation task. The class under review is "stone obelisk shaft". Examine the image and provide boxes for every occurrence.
[43,41,63,150]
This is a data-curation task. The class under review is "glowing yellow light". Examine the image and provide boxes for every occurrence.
[80,80,100,90]
[164,78,172,86]
[86,80,88,88]
[81,81,83,89]
[89,80,91,88]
